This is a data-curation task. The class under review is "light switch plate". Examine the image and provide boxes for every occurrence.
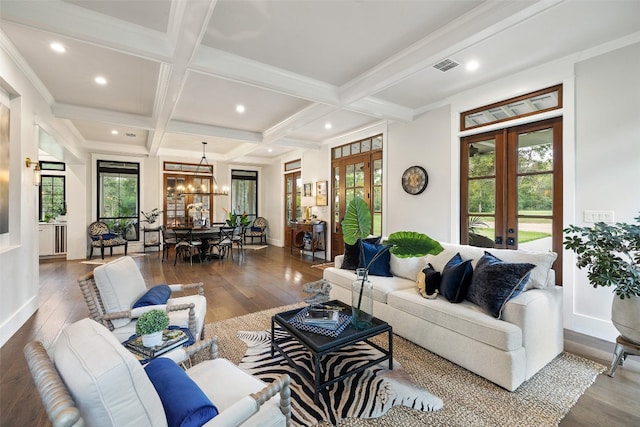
[583,210,615,223]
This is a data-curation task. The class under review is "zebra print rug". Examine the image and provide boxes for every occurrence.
[202,303,605,426]
[236,329,443,426]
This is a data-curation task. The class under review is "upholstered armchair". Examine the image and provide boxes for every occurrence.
[78,256,207,341]
[245,217,268,245]
[25,318,291,427]
[87,221,128,259]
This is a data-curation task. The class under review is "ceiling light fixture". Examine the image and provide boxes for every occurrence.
[466,60,480,72]
[94,76,107,85]
[236,104,245,113]
[178,141,228,197]
[268,148,273,153]
[50,42,65,53]
[111,130,119,135]
[324,122,332,130]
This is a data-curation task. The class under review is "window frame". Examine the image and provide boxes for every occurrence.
[39,174,65,222]
[97,160,140,241]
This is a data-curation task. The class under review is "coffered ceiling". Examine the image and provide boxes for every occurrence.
[1,0,639,164]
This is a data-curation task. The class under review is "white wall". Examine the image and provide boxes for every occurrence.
[387,105,452,242]
[565,42,640,341]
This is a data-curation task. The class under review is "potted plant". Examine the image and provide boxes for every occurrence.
[135,309,170,347]
[341,197,443,328]
[141,208,163,228]
[223,207,251,227]
[55,201,67,222]
[563,214,640,344]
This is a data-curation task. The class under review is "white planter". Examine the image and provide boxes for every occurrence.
[56,215,67,222]
[141,331,163,347]
[612,295,640,345]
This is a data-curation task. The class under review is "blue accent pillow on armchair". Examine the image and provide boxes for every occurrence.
[144,358,218,427]
[132,284,171,308]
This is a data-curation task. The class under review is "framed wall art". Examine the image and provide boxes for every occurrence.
[303,182,312,197]
[316,180,328,206]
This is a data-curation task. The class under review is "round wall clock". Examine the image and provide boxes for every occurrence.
[401,166,428,195]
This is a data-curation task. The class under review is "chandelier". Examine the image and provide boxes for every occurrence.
[178,141,229,197]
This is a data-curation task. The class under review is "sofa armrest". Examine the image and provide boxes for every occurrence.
[502,286,564,378]
[334,255,344,269]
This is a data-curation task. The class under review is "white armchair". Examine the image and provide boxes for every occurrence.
[78,256,207,342]
[24,318,291,427]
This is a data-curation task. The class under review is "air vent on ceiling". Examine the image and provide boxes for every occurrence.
[125,132,137,137]
[433,58,460,72]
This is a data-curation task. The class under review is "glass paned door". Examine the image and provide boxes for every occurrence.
[284,171,301,247]
[461,117,562,282]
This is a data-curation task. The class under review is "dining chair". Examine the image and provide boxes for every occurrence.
[173,228,203,266]
[217,226,235,259]
[161,225,178,262]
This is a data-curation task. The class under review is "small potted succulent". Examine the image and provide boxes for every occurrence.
[135,309,169,347]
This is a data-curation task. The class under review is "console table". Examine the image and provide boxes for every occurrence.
[143,226,162,253]
[289,221,326,261]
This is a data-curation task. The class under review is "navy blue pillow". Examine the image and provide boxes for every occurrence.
[133,285,171,309]
[144,358,218,427]
[102,233,118,240]
[340,237,382,270]
[361,241,392,277]
[467,252,535,319]
[440,253,473,303]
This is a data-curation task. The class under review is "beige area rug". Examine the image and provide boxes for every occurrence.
[311,262,335,270]
[202,304,606,426]
[80,253,148,265]
[243,244,268,250]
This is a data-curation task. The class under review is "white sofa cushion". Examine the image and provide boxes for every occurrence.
[387,288,523,351]
[93,256,148,328]
[426,243,557,290]
[52,318,167,427]
[189,358,285,427]
[323,267,415,304]
[389,254,428,281]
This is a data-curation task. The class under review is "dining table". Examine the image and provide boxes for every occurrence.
[169,225,224,262]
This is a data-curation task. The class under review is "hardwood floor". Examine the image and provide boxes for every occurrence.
[1,246,638,426]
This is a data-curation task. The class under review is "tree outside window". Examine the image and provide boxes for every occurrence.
[97,160,139,240]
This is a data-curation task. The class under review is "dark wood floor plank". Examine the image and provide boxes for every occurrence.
[2,246,639,426]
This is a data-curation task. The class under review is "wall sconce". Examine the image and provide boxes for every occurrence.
[25,157,42,186]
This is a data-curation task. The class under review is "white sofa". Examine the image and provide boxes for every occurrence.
[323,242,563,391]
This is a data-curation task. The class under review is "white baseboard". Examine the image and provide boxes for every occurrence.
[0,295,38,348]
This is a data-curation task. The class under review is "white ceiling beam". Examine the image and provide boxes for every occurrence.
[0,0,173,62]
[167,120,261,144]
[347,97,413,122]
[262,103,337,145]
[52,103,155,129]
[147,0,218,156]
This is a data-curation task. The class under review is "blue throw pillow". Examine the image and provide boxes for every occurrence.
[467,252,535,319]
[361,240,392,277]
[440,253,473,303]
[144,358,218,427]
[133,285,171,309]
[102,233,117,240]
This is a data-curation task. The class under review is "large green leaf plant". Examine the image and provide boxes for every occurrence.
[563,214,640,299]
[341,197,444,312]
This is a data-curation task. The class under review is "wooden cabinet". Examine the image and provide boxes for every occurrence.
[39,223,67,257]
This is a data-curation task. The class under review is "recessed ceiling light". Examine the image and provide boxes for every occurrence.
[95,76,107,85]
[50,42,65,53]
[268,148,273,153]
[324,122,332,130]
[236,104,245,113]
[111,130,119,135]
[466,60,480,72]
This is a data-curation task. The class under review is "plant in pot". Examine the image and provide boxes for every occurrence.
[135,309,170,347]
[563,214,640,344]
[341,197,443,328]
[55,201,67,222]
[223,207,251,227]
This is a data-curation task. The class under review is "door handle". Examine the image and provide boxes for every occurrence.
[495,236,503,244]
[508,228,515,233]
[507,237,515,246]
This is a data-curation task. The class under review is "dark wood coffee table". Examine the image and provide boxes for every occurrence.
[271,300,393,403]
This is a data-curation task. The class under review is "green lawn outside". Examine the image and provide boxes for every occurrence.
[475,228,551,244]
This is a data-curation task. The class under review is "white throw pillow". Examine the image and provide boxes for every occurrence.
[389,254,427,281]
[93,256,148,328]
[52,318,167,427]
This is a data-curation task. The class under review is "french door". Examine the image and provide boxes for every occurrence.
[283,171,301,248]
[460,117,563,282]
[331,151,382,258]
